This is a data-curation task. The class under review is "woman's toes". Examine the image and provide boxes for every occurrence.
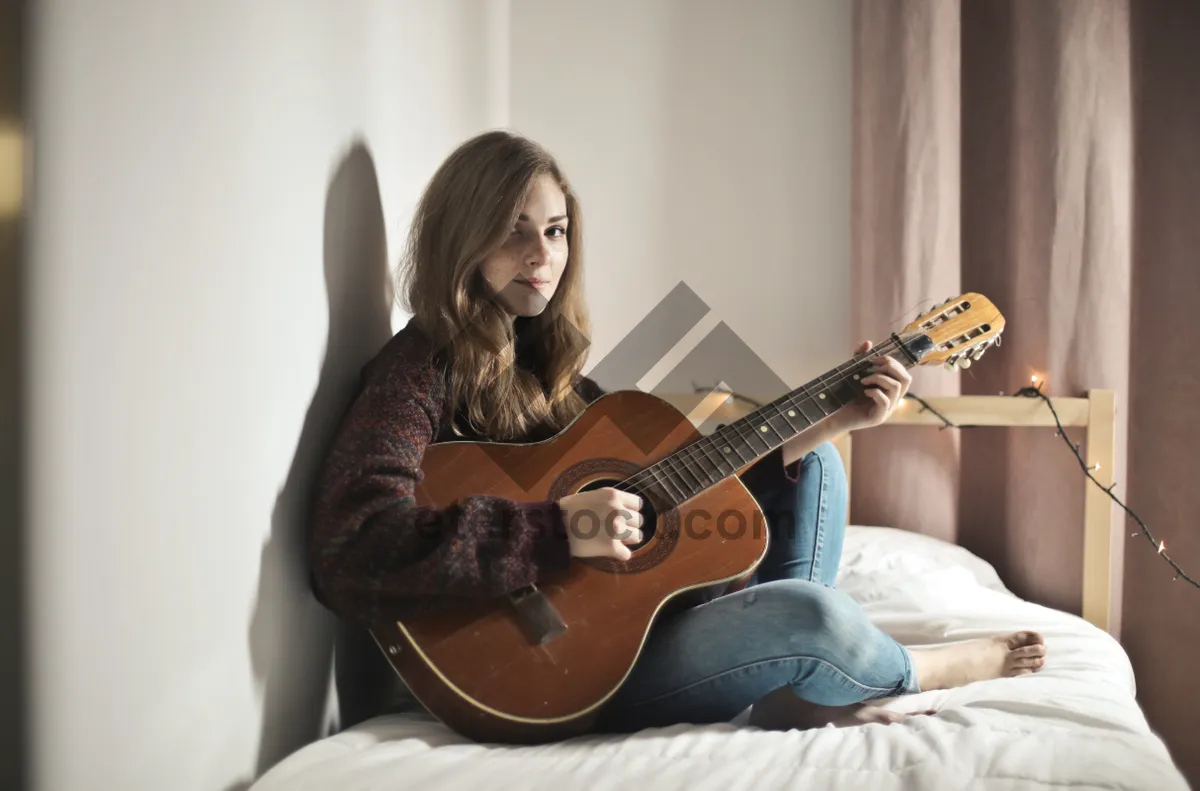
[1005,630,1044,649]
[1005,637,1048,675]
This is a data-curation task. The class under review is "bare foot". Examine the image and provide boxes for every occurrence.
[910,630,1046,691]
[748,686,937,730]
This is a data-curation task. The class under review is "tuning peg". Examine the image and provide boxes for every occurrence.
[959,357,972,370]
[971,340,991,361]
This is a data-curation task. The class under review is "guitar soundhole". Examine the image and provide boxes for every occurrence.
[548,457,680,574]
[576,478,658,551]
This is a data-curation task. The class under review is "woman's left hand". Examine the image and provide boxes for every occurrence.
[838,340,913,431]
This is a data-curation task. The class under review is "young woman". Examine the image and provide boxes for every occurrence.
[309,130,1046,734]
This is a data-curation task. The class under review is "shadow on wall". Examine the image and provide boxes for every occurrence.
[239,141,394,787]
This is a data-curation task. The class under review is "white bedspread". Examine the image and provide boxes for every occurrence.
[253,527,1189,791]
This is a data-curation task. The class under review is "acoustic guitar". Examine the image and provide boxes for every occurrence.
[369,293,1005,743]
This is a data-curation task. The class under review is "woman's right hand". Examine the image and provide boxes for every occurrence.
[557,488,644,561]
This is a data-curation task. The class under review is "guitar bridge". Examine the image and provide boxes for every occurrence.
[509,585,568,645]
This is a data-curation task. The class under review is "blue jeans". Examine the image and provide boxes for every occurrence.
[596,442,920,732]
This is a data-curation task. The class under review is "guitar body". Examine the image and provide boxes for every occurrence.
[368,389,769,743]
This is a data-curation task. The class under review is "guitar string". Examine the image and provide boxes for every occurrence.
[641,305,986,496]
[623,335,906,500]
[619,335,910,504]
[666,341,901,489]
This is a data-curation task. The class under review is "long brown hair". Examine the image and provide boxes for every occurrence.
[397,130,592,441]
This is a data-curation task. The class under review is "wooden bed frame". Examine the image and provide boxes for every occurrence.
[666,390,1119,634]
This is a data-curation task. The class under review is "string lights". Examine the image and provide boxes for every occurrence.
[695,373,1196,590]
[904,383,1199,591]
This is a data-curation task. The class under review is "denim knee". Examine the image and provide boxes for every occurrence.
[805,441,846,487]
[746,579,882,667]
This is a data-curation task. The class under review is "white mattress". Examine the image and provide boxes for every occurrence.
[253,527,1188,791]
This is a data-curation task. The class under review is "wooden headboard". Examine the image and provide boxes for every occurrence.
[660,390,1119,634]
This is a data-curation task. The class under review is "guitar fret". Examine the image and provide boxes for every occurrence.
[698,438,737,478]
[684,454,718,487]
[720,429,752,465]
[683,441,715,483]
[654,465,688,503]
[722,426,760,465]
[743,419,774,455]
[679,458,704,493]
[791,392,826,423]
[835,366,867,403]
[700,441,729,480]
[677,468,699,498]
[816,392,839,411]
[820,380,846,409]
[764,409,796,440]
[714,438,739,475]
[806,388,834,417]
[774,403,805,433]
[671,458,703,498]
[761,413,787,443]
[643,479,675,508]
[782,399,816,434]
[739,434,763,461]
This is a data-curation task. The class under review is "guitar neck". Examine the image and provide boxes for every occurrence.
[638,333,932,507]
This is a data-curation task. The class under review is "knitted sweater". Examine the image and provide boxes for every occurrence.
[309,318,800,628]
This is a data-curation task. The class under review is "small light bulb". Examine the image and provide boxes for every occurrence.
[1091,463,1101,472]
[1158,540,1166,554]
[1031,375,1039,383]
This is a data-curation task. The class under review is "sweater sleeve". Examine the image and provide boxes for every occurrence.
[574,373,607,404]
[310,339,573,627]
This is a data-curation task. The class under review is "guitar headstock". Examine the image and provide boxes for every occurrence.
[901,292,1005,370]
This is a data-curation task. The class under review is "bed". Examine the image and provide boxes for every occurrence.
[252,392,1189,791]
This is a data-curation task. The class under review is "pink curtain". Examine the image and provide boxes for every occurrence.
[851,0,961,543]
[1125,1,1200,785]
[958,0,1132,619]
[854,0,1199,784]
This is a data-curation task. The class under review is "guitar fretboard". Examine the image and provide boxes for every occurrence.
[630,333,931,507]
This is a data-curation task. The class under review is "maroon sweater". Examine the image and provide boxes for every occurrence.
[309,318,800,628]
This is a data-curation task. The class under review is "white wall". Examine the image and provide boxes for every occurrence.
[510,0,852,397]
[27,2,504,789]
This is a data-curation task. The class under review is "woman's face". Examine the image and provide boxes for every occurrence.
[479,173,569,317]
